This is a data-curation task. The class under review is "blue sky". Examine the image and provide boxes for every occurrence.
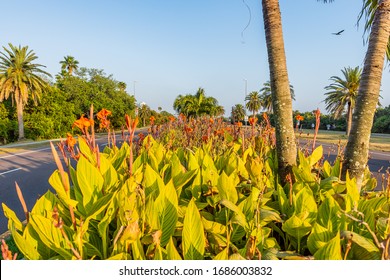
[1,0,389,115]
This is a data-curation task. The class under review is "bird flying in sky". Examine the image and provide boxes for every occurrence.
[332,30,344,35]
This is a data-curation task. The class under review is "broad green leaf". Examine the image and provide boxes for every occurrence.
[155,181,178,247]
[29,214,73,259]
[331,158,341,177]
[217,171,238,204]
[171,169,197,193]
[143,164,164,199]
[322,160,332,178]
[213,247,229,260]
[86,193,114,220]
[99,154,118,192]
[308,145,323,167]
[345,173,359,211]
[277,184,291,216]
[78,137,96,164]
[182,198,205,260]
[307,223,333,255]
[48,170,78,208]
[108,253,131,260]
[11,224,41,259]
[2,203,23,231]
[166,237,182,260]
[317,195,341,233]
[260,209,283,226]
[202,217,227,235]
[30,191,58,218]
[342,231,381,260]
[282,215,312,240]
[238,186,260,221]
[294,187,317,224]
[111,141,129,170]
[77,156,104,213]
[229,253,246,260]
[131,239,146,260]
[219,199,248,229]
[313,232,342,260]
[187,151,200,170]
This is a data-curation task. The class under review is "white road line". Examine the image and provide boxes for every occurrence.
[0,147,52,159]
[0,168,23,176]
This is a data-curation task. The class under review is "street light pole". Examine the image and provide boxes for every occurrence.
[133,81,137,98]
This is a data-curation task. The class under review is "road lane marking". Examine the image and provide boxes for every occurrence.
[0,168,23,176]
[0,147,52,159]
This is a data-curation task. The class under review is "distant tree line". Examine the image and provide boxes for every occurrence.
[0,47,139,143]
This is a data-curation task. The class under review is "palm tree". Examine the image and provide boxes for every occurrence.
[231,104,246,123]
[261,0,297,181]
[245,91,262,118]
[138,103,151,127]
[323,66,361,136]
[60,55,79,76]
[173,87,221,118]
[259,81,295,113]
[342,0,390,187]
[0,43,51,140]
[118,81,127,92]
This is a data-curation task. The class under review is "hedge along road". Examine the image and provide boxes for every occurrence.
[0,134,389,235]
[0,130,148,235]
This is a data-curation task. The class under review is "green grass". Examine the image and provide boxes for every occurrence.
[297,129,390,152]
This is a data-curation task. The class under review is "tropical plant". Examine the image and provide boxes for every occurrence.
[60,55,79,76]
[245,91,262,117]
[231,104,246,123]
[0,43,52,140]
[118,82,127,92]
[261,0,297,182]
[259,81,295,113]
[138,103,151,126]
[173,88,222,118]
[342,0,390,187]
[2,111,389,260]
[323,66,362,136]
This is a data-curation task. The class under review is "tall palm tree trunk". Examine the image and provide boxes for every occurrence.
[346,101,352,136]
[342,0,390,189]
[16,97,25,140]
[262,0,297,182]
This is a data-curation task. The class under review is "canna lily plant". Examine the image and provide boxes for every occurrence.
[1,109,390,260]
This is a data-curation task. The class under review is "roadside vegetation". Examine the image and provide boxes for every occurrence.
[1,110,389,260]
[1,0,390,261]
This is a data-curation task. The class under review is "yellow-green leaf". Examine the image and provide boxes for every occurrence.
[182,198,205,260]
[313,232,342,260]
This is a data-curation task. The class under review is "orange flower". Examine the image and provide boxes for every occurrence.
[99,119,110,129]
[202,135,208,142]
[214,129,224,136]
[96,108,112,120]
[150,116,156,125]
[169,116,175,122]
[65,133,77,148]
[248,117,257,126]
[179,113,186,122]
[235,122,242,128]
[295,114,304,121]
[184,125,193,133]
[73,115,93,131]
[209,118,214,124]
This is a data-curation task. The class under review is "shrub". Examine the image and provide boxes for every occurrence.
[2,112,389,260]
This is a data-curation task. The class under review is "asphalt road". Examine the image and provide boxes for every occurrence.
[1,137,389,235]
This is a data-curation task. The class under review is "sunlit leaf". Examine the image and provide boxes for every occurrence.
[182,198,205,260]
